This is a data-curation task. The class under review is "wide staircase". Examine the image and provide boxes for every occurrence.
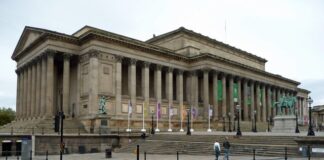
[0,118,87,134]
[116,134,301,157]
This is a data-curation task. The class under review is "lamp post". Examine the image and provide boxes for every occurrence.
[307,97,314,136]
[267,118,270,132]
[236,105,242,136]
[253,110,257,132]
[186,109,191,135]
[295,110,300,133]
[233,115,236,131]
[151,113,155,135]
[251,117,254,132]
[228,112,232,132]
[223,115,226,132]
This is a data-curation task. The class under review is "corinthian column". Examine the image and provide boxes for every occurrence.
[115,55,123,115]
[31,61,37,118]
[15,70,21,120]
[250,80,255,121]
[221,73,227,117]
[229,75,234,122]
[23,67,28,119]
[89,50,99,115]
[176,70,183,117]
[36,57,41,117]
[243,79,248,121]
[142,62,150,113]
[261,84,266,122]
[166,67,173,105]
[46,51,55,117]
[40,55,47,116]
[129,59,137,107]
[154,64,162,103]
[212,71,218,120]
[255,82,261,122]
[63,54,71,116]
[27,63,32,118]
[203,68,209,119]
[266,85,272,120]
[191,71,198,108]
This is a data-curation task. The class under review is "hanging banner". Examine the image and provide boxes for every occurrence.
[218,80,223,101]
[192,107,197,119]
[169,105,173,116]
[233,83,239,102]
[128,100,132,116]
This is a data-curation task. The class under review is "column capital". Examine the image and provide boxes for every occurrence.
[115,55,123,62]
[155,64,162,71]
[189,70,197,76]
[227,74,233,79]
[143,61,151,68]
[202,68,210,73]
[63,53,73,60]
[234,76,241,81]
[130,58,137,65]
[167,67,173,73]
[44,49,56,57]
[177,69,184,75]
[88,49,100,58]
[212,70,219,75]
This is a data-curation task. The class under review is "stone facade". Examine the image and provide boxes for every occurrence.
[12,26,310,131]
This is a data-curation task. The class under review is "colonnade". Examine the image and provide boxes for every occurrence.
[15,50,71,120]
[115,57,298,122]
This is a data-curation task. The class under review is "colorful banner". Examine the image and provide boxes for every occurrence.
[217,80,223,101]
[191,107,197,119]
[169,105,173,116]
[181,105,187,121]
[233,83,239,102]
[157,102,161,119]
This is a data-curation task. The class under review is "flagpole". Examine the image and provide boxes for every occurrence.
[141,102,146,132]
[168,104,172,132]
[190,105,194,132]
[180,105,184,132]
[126,101,131,132]
[207,104,212,132]
[155,102,160,132]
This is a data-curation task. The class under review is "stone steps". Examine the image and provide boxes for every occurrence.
[116,134,301,157]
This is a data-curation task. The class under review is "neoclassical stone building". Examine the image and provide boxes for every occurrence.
[12,26,310,131]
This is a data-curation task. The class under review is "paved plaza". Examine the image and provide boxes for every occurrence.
[3,152,319,160]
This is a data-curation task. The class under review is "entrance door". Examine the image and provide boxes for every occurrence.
[2,140,12,156]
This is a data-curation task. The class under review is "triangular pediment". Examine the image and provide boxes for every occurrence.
[11,27,45,60]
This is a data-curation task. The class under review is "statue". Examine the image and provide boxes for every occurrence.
[273,96,296,116]
[98,96,107,114]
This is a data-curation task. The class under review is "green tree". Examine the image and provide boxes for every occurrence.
[0,107,15,126]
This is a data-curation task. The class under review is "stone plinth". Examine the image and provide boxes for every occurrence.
[272,115,296,133]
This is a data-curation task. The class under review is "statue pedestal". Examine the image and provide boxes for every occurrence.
[272,115,296,133]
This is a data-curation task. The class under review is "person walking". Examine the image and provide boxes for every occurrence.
[223,137,230,160]
[214,141,221,160]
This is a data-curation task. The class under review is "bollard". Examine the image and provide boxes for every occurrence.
[284,147,287,160]
[144,151,146,160]
[17,154,19,160]
[30,150,32,160]
[5,153,8,160]
[177,151,179,160]
[137,145,139,160]
[308,145,311,160]
[253,148,256,160]
[46,150,48,160]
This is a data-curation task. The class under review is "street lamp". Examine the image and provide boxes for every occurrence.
[295,110,300,133]
[267,118,271,132]
[186,109,191,135]
[307,97,314,136]
[251,117,254,132]
[233,115,236,131]
[253,110,257,132]
[228,112,232,132]
[223,114,226,132]
[151,113,155,135]
[236,105,242,136]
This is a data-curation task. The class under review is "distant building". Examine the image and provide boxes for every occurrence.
[11,26,310,132]
[313,105,324,130]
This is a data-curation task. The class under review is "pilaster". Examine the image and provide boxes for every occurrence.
[46,50,55,117]
[63,54,71,116]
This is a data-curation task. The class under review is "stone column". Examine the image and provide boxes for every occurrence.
[237,77,242,120]
[36,58,41,117]
[191,71,198,109]
[31,61,37,118]
[250,80,255,121]
[266,85,271,120]
[27,63,32,118]
[166,67,173,105]
[142,62,150,109]
[261,84,267,122]
[255,82,261,122]
[15,70,21,120]
[40,55,47,116]
[212,71,218,120]
[129,59,137,107]
[229,75,234,122]
[46,51,55,117]
[221,73,227,117]
[24,67,28,119]
[177,70,183,117]
[63,54,71,116]
[154,64,162,103]
[203,68,209,118]
[89,51,99,115]
[20,69,25,119]
[243,79,248,121]
[115,56,123,115]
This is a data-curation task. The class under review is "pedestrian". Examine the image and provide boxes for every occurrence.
[223,137,230,160]
[214,141,221,160]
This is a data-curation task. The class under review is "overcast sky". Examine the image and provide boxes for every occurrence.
[0,0,323,110]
